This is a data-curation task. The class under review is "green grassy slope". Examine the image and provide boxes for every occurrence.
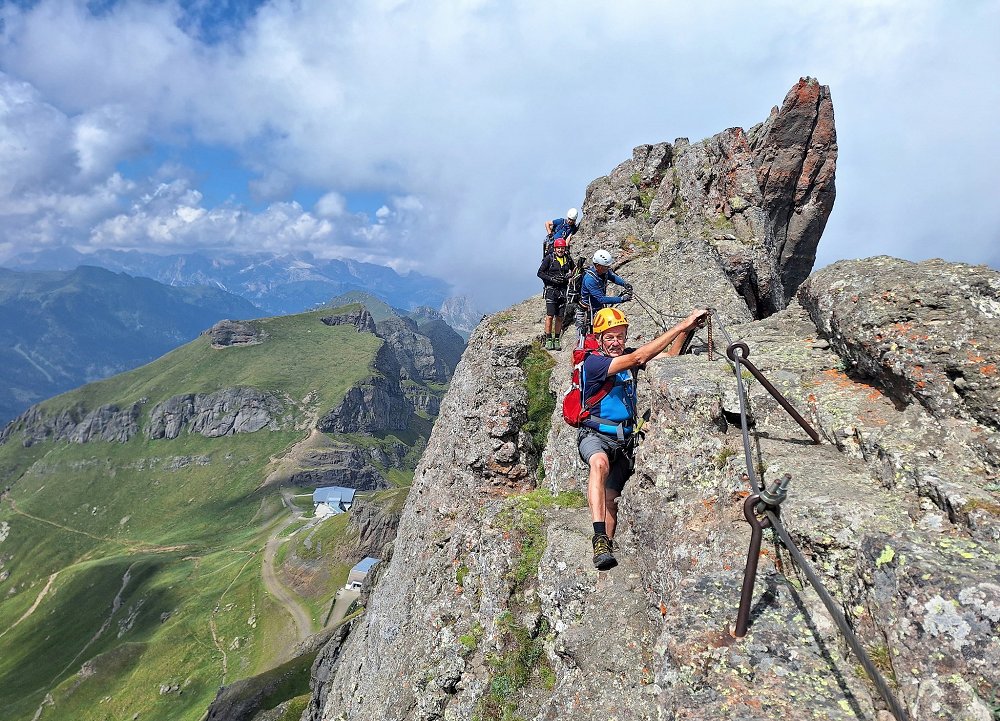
[0,306,430,721]
[30,308,382,419]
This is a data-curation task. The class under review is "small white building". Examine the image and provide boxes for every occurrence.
[346,557,380,590]
[312,486,356,517]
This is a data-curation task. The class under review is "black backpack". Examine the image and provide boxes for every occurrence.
[566,257,587,307]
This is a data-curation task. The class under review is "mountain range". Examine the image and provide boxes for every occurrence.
[0,265,263,425]
[3,248,454,317]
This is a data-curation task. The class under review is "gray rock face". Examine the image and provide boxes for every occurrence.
[205,319,266,348]
[306,82,997,721]
[317,344,412,434]
[284,443,387,491]
[376,316,449,383]
[146,388,284,439]
[300,625,352,721]
[799,257,1000,437]
[348,497,403,559]
[571,76,836,319]
[0,401,143,446]
[320,306,377,334]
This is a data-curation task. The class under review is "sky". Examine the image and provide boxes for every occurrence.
[0,0,997,311]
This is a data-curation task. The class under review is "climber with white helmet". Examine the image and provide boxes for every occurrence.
[580,306,709,570]
[542,207,580,258]
[536,237,576,350]
[575,248,632,340]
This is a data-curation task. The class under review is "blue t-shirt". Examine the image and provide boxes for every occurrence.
[582,351,637,436]
[550,218,577,240]
[580,267,628,310]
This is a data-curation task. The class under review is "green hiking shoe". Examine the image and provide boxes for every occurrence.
[545,337,555,350]
[592,534,617,571]
[553,336,562,351]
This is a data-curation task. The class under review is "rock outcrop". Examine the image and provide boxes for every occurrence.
[749,78,838,300]
[306,79,998,721]
[376,316,447,383]
[283,443,387,491]
[205,319,266,348]
[0,401,143,446]
[348,497,403,559]
[146,388,285,439]
[320,306,378,334]
[317,344,412,434]
[572,76,837,318]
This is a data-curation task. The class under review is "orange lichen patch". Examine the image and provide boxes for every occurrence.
[887,321,932,343]
[701,498,717,512]
[968,351,986,363]
[981,364,997,376]
[660,601,668,617]
[821,368,854,388]
[816,368,890,403]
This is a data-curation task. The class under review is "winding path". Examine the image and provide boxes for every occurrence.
[260,490,312,643]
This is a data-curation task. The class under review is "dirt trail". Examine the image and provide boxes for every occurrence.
[261,490,313,644]
[0,571,59,639]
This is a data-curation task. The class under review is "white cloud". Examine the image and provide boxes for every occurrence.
[0,0,997,308]
[315,191,346,218]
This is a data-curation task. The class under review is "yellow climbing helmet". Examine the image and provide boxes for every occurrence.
[592,307,629,335]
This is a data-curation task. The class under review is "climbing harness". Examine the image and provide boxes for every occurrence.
[715,319,910,721]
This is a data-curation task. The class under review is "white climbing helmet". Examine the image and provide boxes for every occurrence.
[567,208,579,221]
[593,249,613,266]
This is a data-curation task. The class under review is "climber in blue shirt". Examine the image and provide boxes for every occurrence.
[580,306,708,571]
[575,249,632,340]
[542,207,579,257]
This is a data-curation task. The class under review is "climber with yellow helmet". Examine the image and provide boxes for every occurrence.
[580,305,709,570]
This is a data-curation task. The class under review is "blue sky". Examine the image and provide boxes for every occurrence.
[0,0,998,309]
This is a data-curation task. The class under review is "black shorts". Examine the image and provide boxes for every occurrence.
[577,428,635,493]
[544,286,567,317]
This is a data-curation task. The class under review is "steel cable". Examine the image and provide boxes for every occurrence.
[713,309,910,719]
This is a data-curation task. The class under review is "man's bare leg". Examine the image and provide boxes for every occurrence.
[587,453,610,524]
[605,489,620,539]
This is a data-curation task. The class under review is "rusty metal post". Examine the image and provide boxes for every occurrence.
[727,342,820,444]
[733,491,771,638]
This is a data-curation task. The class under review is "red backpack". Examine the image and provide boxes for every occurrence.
[562,334,615,427]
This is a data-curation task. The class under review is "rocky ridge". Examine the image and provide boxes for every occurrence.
[304,79,999,721]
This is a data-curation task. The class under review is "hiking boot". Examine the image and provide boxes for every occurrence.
[544,337,555,350]
[553,336,562,351]
[592,534,617,570]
